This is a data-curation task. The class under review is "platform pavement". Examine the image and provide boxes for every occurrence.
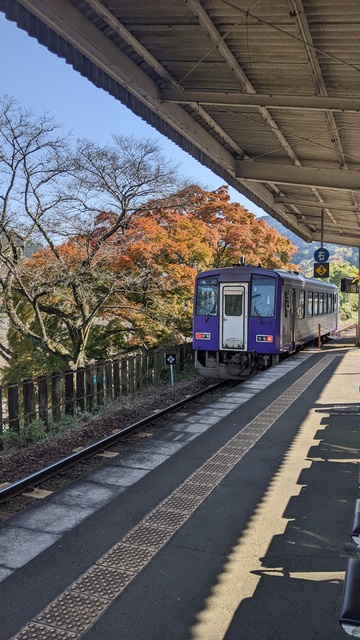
[0,343,359,639]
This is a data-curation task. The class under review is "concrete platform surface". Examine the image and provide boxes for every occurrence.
[0,344,359,640]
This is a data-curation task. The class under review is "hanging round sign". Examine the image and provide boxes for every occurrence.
[314,248,329,263]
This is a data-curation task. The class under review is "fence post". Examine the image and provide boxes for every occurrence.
[176,346,181,375]
[142,351,149,386]
[0,343,195,435]
[0,387,3,450]
[51,372,61,423]
[64,370,75,415]
[179,344,185,373]
[23,379,35,427]
[38,375,49,429]
[186,342,193,364]
[76,368,85,412]
[154,349,162,384]
[148,351,154,385]
[135,354,142,392]
[121,358,128,397]
[128,356,135,397]
[8,383,20,434]
[96,364,105,405]
[86,366,95,411]
[105,362,113,400]
[113,360,120,398]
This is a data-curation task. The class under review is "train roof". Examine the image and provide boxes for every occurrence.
[196,265,338,290]
[274,269,337,289]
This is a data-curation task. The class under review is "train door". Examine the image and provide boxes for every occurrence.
[220,284,247,350]
[283,288,297,350]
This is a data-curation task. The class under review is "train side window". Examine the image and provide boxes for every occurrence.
[324,293,328,314]
[298,290,305,318]
[308,291,313,317]
[319,292,324,315]
[196,276,219,316]
[251,275,276,318]
[314,292,319,316]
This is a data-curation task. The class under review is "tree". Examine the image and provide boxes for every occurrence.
[84,185,297,350]
[0,97,183,372]
[177,185,297,269]
[85,206,212,350]
[0,96,298,379]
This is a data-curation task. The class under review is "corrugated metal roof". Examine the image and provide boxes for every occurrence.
[3,0,360,246]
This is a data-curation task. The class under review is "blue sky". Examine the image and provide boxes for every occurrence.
[0,11,265,216]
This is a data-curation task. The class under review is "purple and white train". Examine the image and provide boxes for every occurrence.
[192,262,338,380]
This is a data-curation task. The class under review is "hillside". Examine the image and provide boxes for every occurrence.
[260,215,358,270]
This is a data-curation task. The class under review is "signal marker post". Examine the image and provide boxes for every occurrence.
[166,354,176,387]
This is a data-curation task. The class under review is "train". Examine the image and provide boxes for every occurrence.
[192,261,339,380]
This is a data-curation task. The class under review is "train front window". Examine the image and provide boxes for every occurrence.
[196,276,219,316]
[250,275,276,318]
[225,294,243,316]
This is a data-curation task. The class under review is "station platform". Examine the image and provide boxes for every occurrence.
[1,340,360,640]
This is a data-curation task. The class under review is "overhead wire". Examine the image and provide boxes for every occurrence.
[221,0,360,77]
[175,0,262,87]
[213,108,360,164]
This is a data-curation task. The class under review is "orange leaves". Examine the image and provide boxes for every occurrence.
[20,183,297,356]
[25,184,296,306]
[181,185,296,269]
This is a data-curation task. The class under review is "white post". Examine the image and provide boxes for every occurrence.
[358,248,360,346]
[170,364,174,387]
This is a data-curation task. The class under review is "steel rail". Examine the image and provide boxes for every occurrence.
[0,380,228,504]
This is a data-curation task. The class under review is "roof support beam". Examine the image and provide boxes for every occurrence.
[185,0,300,166]
[289,0,347,170]
[312,232,360,245]
[274,198,360,211]
[161,90,360,113]
[235,161,360,191]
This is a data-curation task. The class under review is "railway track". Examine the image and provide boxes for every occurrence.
[0,380,229,508]
[0,326,355,514]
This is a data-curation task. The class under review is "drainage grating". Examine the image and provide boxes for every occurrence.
[11,354,336,640]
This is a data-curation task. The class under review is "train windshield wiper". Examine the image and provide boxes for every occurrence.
[253,304,265,325]
[204,303,216,323]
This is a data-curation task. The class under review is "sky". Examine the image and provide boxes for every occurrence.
[0,11,265,216]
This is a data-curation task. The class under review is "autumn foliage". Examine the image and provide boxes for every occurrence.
[11,185,296,373]
[0,101,295,378]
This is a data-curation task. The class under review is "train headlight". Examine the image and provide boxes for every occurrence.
[195,332,211,340]
[256,335,273,342]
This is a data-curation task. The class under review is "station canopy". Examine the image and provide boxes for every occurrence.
[3,0,360,247]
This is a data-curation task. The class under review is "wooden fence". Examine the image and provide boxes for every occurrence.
[0,343,193,447]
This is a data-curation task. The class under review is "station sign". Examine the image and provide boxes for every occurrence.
[314,248,329,263]
[314,262,329,278]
